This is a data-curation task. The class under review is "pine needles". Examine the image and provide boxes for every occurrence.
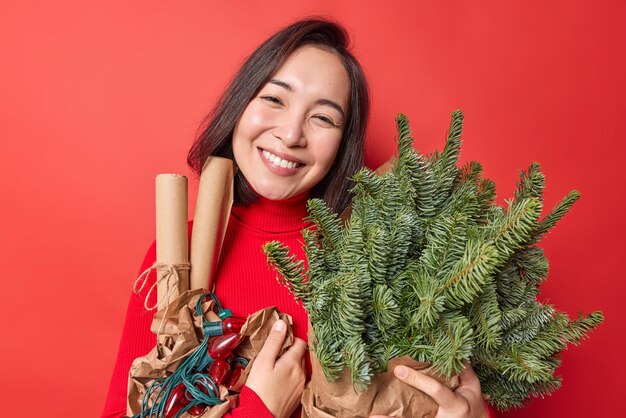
[262,111,603,410]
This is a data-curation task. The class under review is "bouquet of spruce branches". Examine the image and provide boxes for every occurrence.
[263,111,603,415]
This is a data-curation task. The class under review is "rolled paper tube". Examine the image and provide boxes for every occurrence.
[189,157,235,291]
[155,174,190,307]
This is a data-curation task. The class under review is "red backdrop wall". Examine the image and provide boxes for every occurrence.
[1,1,623,417]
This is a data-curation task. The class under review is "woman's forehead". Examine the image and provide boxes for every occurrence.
[268,45,351,110]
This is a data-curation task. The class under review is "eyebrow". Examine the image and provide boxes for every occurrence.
[268,78,346,119]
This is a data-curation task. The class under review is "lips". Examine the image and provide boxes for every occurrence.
[260,148,303,169]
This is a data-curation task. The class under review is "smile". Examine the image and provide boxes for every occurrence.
[261,149,303,169]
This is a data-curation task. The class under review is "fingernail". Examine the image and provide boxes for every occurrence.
[394,366,408,378]
[273,320,285,331]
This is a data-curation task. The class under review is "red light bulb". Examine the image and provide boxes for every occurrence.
[188,404,205,416]
[164,384,189,418]
[222,316,246,334]
[205,316,247,337]
[208,333,241,360]
[227,362,246,391]
[188,380,215,416]
[208,359,232,386]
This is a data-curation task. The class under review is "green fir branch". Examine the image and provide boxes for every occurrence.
[263,111,603,409]
[532,190,581,242]
[262,241,309,303]
[515,162,545,201]
[306,198,343,250]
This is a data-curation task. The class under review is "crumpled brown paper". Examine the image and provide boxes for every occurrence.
[302,326,459,418]
[227,306,294,393]
[127,290,293,418]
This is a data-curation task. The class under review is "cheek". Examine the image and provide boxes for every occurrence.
[236,102,275,141]
[232,104,269,163]
[313,135,342,175]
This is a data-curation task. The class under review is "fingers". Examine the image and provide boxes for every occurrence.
[255,319,288,367]
[393,366,457,408]
[454,362,482,398]
[277,337,307,364]
[458,362,481,387]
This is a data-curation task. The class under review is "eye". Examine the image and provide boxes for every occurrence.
[312,114,340,128]
[260,95,283,106]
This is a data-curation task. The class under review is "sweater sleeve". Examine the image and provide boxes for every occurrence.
[222,386,274,418]
[100,240,275,418]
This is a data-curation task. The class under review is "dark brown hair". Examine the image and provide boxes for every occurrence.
[187,17,369,213]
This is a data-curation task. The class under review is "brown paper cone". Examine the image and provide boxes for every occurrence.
[189,157,235,291]
[302,324,459,418]
[156,174,190,308]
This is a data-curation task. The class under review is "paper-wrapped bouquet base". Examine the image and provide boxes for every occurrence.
[127,289,293,417]
[302,328,459,418]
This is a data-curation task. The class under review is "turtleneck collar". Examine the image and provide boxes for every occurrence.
[230,192,312,234]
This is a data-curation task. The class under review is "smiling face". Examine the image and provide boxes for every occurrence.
[232,45,351,201]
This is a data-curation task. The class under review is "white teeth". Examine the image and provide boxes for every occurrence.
[262,149,300,169]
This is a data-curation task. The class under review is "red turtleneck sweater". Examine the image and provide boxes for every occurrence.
[102,194,311,418]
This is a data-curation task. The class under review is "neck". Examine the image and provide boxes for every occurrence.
[230,193,311,233]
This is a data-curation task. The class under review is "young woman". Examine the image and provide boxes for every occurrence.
[102,18,490,418]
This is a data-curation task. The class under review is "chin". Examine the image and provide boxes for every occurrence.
[250,181,296,201]
[260,190,299,201]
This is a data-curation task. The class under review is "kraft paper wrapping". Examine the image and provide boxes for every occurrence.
[156,174,190,307]
[236,306,294,372]
[127,290,294,418]
[127,289,218,416]
[189,157,235,291]
[302,325,459,418]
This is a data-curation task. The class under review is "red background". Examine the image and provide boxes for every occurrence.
[1,1,623,417]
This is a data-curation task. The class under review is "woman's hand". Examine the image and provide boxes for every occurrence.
[245,319,307,418]
[370,363,488,418]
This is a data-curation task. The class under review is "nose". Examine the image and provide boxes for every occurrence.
[272,111,307,147]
